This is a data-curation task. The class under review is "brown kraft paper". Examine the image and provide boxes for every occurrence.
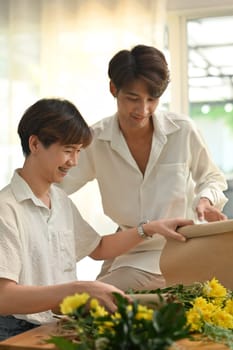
[160,219,233,290]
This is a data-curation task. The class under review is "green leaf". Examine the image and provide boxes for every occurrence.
[47,336,79,350]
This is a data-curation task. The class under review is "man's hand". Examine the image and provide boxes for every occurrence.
[144,218,194,242]
[76,280,130,312]
[196,197,227,222]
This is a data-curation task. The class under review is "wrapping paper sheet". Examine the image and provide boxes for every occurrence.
[160,219,233,290]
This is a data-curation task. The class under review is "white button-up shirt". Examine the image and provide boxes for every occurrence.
[61,111,228,274]
[0,171,101,324]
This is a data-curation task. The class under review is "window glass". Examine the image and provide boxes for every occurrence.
[187,16,233,175]
[187,15,233,218]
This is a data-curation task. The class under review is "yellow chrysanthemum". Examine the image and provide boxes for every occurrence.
[89,298,109,318]
[135,305,154,321]
[186,308,202,331]
[224,299,233,316]
[91,305,109,318]
[186,297,218,331]
[193,297,216,321]
[203,278,227,299]
[90,298,100,310]
[193,296,209,308]
[111,312,122,320]
[97,321,115,335]
[60,293,90,315]
[126,304,133,312]
[212,309,233,329]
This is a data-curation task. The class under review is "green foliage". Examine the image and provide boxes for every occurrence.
[47,336,78,350]
[48,292,189,350]
[203,323,233,349]
[134,282,204,310]
[190,102,233,131]
[48,279,233,350]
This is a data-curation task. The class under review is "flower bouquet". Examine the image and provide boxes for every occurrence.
[48,278,233,350]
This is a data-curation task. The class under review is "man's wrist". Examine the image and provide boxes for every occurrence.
[200,197,213,206]
[137,220,151,239]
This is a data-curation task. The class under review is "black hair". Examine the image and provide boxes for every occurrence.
[18,98,92,156]
[108,44,170,98]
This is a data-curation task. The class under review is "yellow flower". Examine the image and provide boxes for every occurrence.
[135,305,154,321]
[212,309,233,329]
[186,308,202,331]
[193,297,216,318]
[91,305,109,318]
[203,278,227,299]
[96,312,122,334]
[90,298,100,310]
[89,298,109,318]
[224,299,233,316]
[186,286,233,333]
[126,304,133,312]
[186,297,216,331]
[60,293,90,315]
[97,321,115,335]
[111,312,121,321]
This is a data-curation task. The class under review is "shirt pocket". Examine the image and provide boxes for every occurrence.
[59,230,76,272]
[157,163,187,193]
[154,163,189,216]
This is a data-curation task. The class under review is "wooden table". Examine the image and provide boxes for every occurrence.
[0,322,230,350]
[0,323,57,350]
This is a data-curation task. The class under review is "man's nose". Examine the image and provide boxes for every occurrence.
[68,153,78,166]
[137,101,150,115]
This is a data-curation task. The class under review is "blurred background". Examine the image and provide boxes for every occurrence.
[1,0,233,279]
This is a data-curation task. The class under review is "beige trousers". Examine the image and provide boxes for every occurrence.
[97,259,165,292]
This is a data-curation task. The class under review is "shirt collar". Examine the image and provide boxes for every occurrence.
[11,170,49,208]
[152,111,181,136]
[95,111,181,142]
[95,113,119,141]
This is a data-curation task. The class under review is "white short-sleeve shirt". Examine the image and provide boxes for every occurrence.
[0,171,101,324]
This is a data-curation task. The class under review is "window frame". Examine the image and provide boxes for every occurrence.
[167,4,233,115]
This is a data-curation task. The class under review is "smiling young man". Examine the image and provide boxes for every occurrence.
[0,98,193,340]
[60,44,228,291]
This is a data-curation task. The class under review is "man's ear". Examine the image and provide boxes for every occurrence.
[28,135,40,154]
[109,80,117,97]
